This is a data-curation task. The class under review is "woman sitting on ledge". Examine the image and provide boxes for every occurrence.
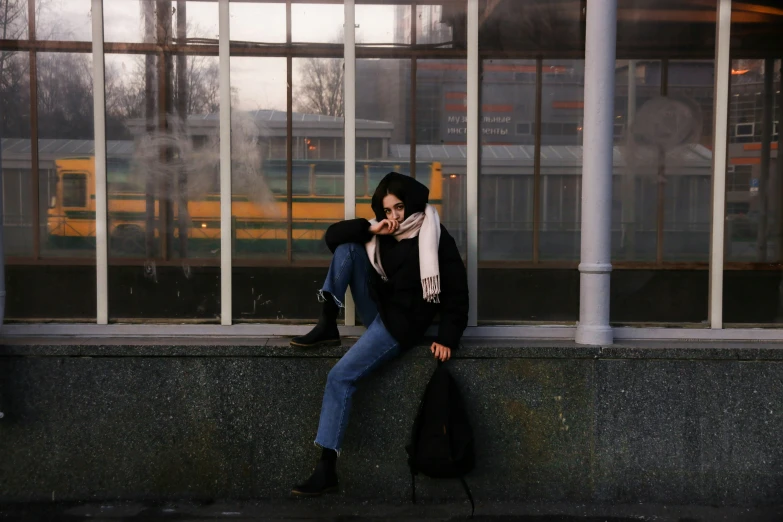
[289,172,469,496]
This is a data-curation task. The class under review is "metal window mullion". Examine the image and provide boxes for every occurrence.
[467,0,479,327]
[27,0,41,264]
[343,0,356,326]
[708,0,732,329]
[286,0,293,264]
[92,0,108,324]
[656,59,668,265]
[219,0,232,326]
[532,58,542,264]
[756,57,774,263]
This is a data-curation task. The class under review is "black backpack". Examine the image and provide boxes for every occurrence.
[406,362,475,517]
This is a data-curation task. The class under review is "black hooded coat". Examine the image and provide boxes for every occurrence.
[323,173,469,350]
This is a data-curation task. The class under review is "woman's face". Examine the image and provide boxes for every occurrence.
[382,193,405,223]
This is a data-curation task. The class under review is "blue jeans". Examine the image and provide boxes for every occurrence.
[315,243,403,453]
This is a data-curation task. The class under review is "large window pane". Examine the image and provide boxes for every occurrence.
[39,52,95,258]
[539,59,584,261]
[356,4,410,46]
[104,0,218,44]
[417,2,463,48]
[416,59,467,257]
[1,0,28,40]
[664,61,714,263]
[231,57,287,261]
[477,0,582,53]
[613,60,662,262]
[3,49,97,320]
[36,0,90,41]
[355,56,407,209]
[724,58,782,325]
[104,1,221,321]
[609,6,718,324]
[229,2,285,44]
[292,4,344,44]
[479,59,535,262]
[1,51,32,258]
[291,56,344,260]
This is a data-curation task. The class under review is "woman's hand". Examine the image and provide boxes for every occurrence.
[370,219,399,235]
[430,342,452,362]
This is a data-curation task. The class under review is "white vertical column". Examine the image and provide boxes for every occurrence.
[466,0,479,327]
[575,0,617,346]
[92,0,108,325]
[219,0,232,326]
[708,0,732,329]
[343,0,357,326]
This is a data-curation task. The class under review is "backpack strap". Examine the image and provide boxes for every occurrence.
[459,476,475,518]
[410,472,417,504]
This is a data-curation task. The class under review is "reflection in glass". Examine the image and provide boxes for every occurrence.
[477,0,582,52]
[356,5,409,46]
[36,0,91,41]
[725,59,781,264]
[416,4,460,47]
[1,51,32,256]
[104,0,219,44]
[416,59,467,256]
[291,57,344,259]
[37,52,95,258]
[1,0,28,40]
[723,58,782,325]
[355,59,412,220]
[479,59,535,261]
[104,1,222,320]
[539,60,584,261]
[104,51,220,260]
[292,4,344,44]
[612,60,662,262]
[664,61,714,262]
[230,2,285,44]
[231,57,287,259]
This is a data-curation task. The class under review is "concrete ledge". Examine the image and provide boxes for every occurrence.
[3,337,783,360]
[1,338,783,506]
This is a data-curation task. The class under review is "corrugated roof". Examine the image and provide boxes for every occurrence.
[176,110,392,128]
[2,139,135,159]
[390,143,713,167]
[3,139,714,167]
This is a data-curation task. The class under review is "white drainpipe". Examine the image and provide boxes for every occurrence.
[575,0,617,346]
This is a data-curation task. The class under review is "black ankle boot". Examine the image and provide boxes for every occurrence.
[291,457,339,496]
[290,293,341,348]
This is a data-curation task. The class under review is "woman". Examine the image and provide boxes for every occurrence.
[289,172,469,496]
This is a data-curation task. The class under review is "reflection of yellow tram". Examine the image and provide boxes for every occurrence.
[47,157,443,255]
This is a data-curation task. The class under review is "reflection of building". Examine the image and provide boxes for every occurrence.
[125,110,393,161]
[356,61,408,144]
[394,4,454,45]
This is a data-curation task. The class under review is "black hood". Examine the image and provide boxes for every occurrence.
[370,172,430,222]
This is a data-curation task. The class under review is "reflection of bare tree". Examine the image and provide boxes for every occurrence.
[1,0,30,137]
[294,58,345,117]
[105,54,220,125]
[1,51,94,141]
[37,53,94,138]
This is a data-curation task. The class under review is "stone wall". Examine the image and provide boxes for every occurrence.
[0,341,782,505]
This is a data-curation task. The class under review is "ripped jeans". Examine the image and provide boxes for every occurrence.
[315,243,402,453]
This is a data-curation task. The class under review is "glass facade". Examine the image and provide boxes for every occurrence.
[1,0,783,334]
